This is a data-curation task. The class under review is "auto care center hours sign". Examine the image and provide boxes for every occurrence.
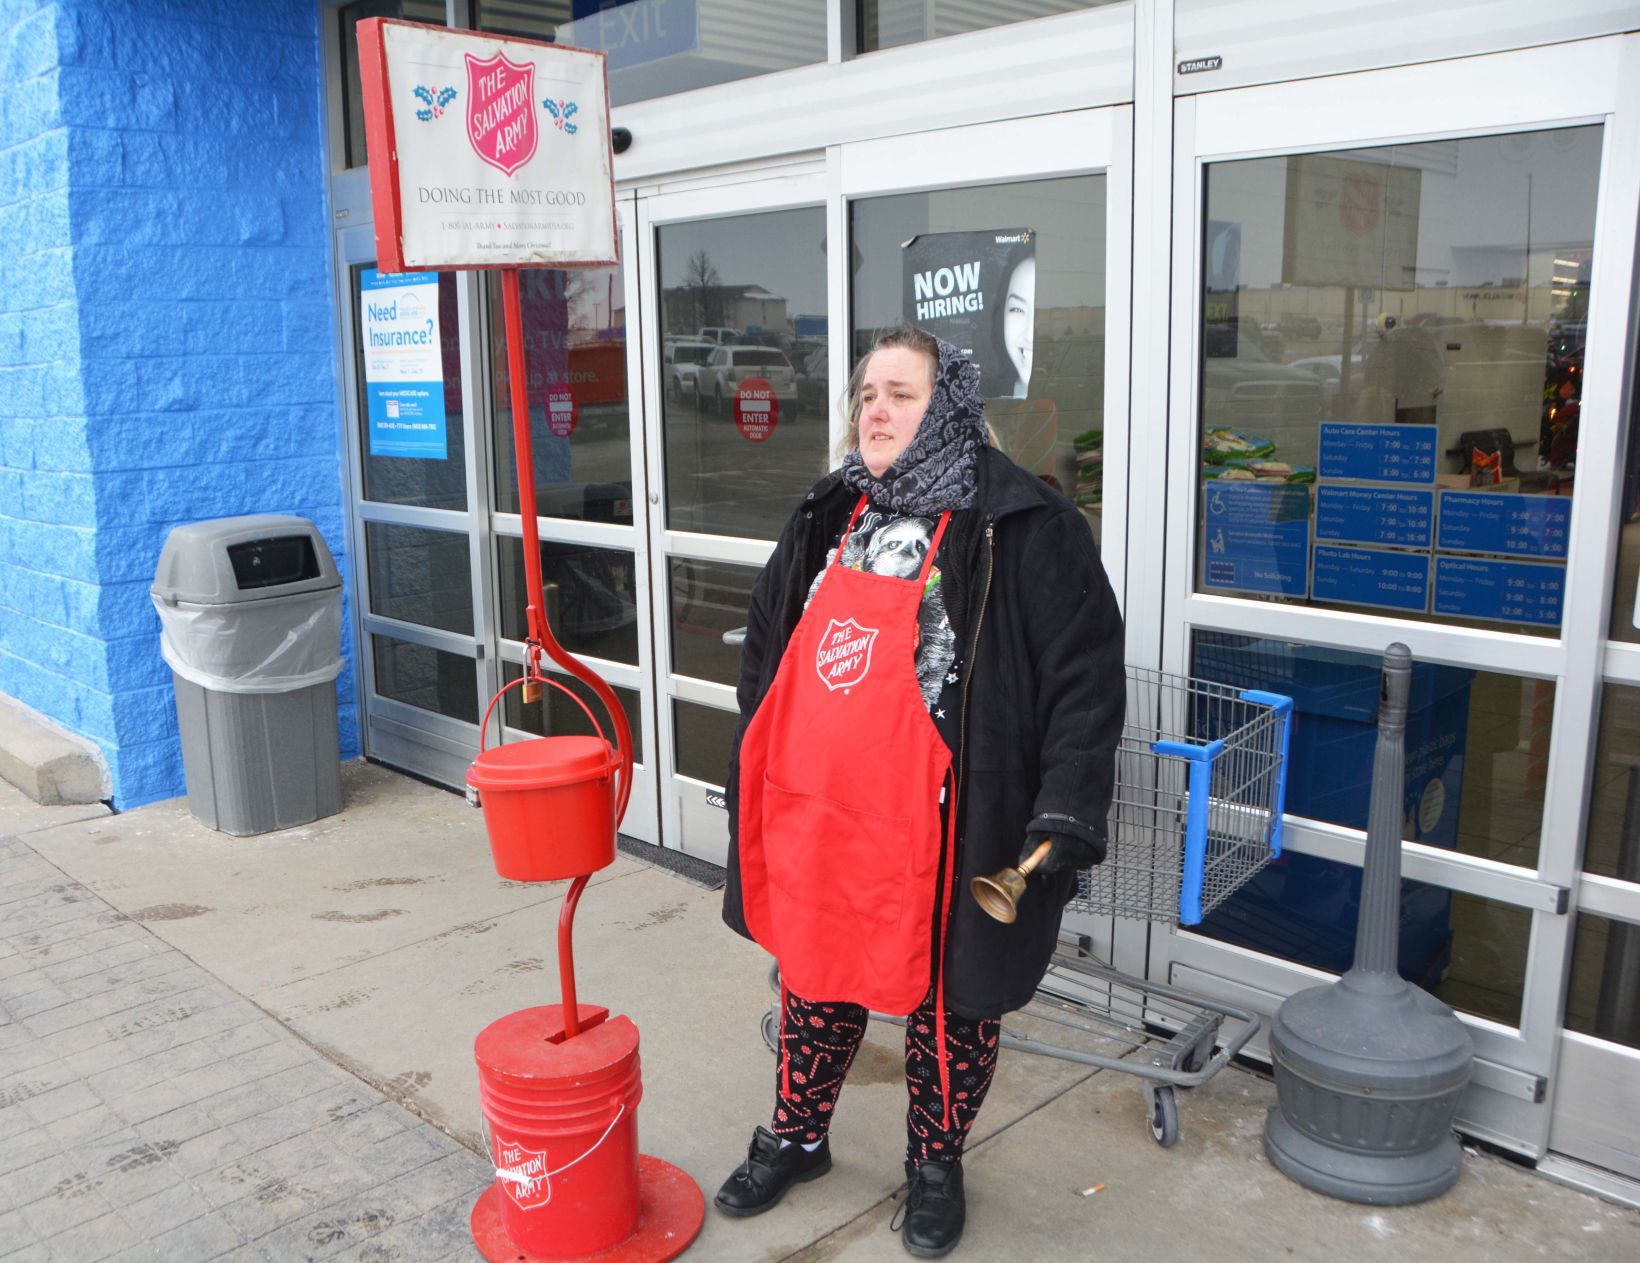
[358,19,617,271]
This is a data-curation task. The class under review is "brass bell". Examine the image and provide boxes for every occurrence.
[970,839,1054,924]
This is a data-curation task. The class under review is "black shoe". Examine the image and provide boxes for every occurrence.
[891,1159,966,1258]
[714,1126,832,1217]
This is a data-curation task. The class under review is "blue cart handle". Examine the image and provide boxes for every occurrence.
[1150,737,1222,925]
[1238,690,1294,859]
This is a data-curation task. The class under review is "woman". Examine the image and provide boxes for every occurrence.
[718,327,1123,1258]
[997,247,1037,399]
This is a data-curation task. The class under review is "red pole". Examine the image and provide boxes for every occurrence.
[502,269,551,652]
[501,268,635,1042]
[558,874,590,1030]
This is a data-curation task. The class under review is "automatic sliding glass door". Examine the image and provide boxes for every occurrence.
[1158,36,1640,1164]
[637,176,833,863]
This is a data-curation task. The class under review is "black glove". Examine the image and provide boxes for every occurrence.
[1021,832,1096,875]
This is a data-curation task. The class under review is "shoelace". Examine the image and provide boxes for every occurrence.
[889,1165,962,1231]
[887,1176,921,1232]
[735,1136,812,1187]
[733,1139,776,1186]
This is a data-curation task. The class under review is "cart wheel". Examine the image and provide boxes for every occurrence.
[1181,1041,1212,1076]
[1149,1086,1180,1148]
[761,1007,780,1054]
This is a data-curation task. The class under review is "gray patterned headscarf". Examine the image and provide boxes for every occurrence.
[840,334,986,515]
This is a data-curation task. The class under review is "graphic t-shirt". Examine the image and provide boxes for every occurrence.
[805,508,963,752]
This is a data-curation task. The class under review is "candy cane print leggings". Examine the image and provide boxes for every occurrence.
[769,987,1001,1164]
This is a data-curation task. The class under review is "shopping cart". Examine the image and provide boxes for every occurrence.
[761,665,1293,1148]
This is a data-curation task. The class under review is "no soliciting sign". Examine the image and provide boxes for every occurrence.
[358,19,618,272]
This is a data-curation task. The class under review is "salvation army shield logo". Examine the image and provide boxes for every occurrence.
[815,618,878,692]
[1339,173,1382,237]
[465,52,537,177]
[493,1136,552,1210]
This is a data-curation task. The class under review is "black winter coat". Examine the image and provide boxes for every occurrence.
[723,447,1125,1018]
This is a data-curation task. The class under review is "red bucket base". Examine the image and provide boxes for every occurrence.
[471,1154,704,1263]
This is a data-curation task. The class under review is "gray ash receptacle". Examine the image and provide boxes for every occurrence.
[1263,643,1474,1204]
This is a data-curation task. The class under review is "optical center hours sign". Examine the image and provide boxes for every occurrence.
[359,19,617,271]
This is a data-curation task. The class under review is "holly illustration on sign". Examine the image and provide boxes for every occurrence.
[543,98,579,134]
[413,85,457,121]
[465,52,538,177]
[734,376,779,443]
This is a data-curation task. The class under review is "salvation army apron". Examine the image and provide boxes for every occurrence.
[737,497,957,1018]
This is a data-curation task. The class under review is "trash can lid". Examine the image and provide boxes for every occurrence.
[153,515,340,605]
[467,736,617,790]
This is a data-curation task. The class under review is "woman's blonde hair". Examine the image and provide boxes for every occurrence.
[836,326,996,458]
[835,327,939,459]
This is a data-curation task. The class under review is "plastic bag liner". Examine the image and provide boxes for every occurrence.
[153,590,343,694]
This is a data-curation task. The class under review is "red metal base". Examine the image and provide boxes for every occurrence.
[471,1154,705,1263]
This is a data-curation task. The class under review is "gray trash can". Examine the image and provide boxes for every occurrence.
[152,515,345,836]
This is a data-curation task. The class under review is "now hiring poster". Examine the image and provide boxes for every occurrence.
[901,228,1036,400]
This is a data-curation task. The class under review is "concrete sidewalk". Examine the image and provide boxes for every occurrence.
[3,762,1637,1262]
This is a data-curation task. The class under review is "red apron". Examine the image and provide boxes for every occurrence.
[738,497,957,1017]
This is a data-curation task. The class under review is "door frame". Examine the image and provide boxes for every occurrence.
[485,197,662,845]
[1149,34,1640,1161]
[634,162,832,865]
[627,104,1134,866]
[333,205,496,789]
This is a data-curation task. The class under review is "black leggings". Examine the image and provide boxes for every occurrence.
[769,987,1001,1164]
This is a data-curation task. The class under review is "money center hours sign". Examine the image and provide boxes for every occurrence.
[358,19,617,271]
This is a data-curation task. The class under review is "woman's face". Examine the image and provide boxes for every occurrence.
[857,346,934,477]
[1003,256,1036,388]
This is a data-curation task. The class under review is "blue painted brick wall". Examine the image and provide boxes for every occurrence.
[1,1,358,808]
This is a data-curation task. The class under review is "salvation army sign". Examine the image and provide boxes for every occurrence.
[357,19,617,272]
[466,52,537,177]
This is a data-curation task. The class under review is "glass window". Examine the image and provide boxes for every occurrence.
[1196,127,1602,636]
[1199,852,1531,1026]
[1585,685,1640,882]
[673,700,738,786]
[670,558,761,685]
[851,176,1108,544]
[353,267,468,511]
[657,207,830,539]
[1609,325,1640,643]
[365,523,474,635]
[497,538,640,666]
[491,265,633,526]
[339,1,449,169]
[1192,633,1550,869]
[1564,911,1640,1051]
[501,661,644,761]
[476,1,826,108]
[372,634,477,725]
[857,1,1121,54]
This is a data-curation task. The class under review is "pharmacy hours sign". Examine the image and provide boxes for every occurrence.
[357,19,618,271]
